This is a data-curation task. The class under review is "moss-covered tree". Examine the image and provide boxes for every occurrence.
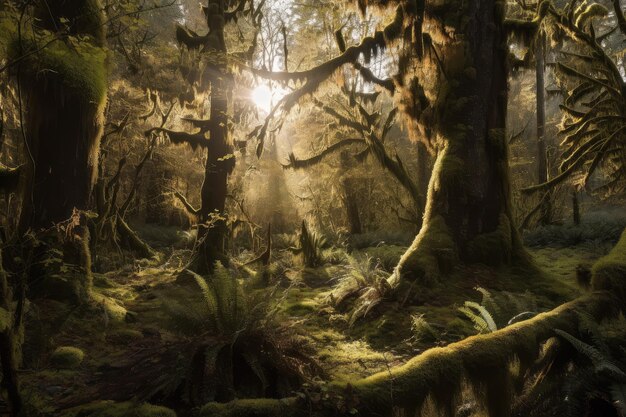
[4,0,107,302]
[167,0,263,273]
[250,0,531,290]
[16,0,106,232]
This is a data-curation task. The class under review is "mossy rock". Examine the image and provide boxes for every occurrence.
[105,328,144,344]
[50,346,84,369]
[67,401,176,417]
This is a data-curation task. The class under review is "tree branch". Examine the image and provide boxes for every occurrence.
[283,139,366,169]
[174,191,200,216]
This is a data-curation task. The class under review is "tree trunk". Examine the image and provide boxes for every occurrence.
[572,189,580,225]
[392,0,526,286]
[0,253,22,417]
[195,0,234,274]
[416,141,430,207]
[339,151,362,235]
[12,0,106,302]
[17,0,106,232]
[535,33,552,225]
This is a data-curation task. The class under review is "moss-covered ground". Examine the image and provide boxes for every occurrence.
[16,223,618,415]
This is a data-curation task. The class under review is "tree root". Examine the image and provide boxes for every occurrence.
[200,292,620,417]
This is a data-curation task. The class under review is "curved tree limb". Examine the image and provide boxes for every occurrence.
[283,139,367,169]
[242,6,404,85]
[174,191,200,217]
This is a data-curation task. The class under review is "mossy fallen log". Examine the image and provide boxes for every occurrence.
[200,292,620,417]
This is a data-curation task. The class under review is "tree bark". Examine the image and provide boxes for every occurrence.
[194,0,235,274]
[11,0,106,302]
[535,33,552,225]
[392,0,527,286]
[17,0,106,233]
[339,151,362,235]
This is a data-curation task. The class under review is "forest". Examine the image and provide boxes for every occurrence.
[0,0,625,416]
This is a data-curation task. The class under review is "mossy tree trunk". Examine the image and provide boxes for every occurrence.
[392,0,526,286]
[17,0,106,232]
[13,0,107,302]
[195,0,235,274]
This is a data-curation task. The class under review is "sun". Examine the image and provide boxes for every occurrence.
[250,84,289,113]
[251,85,274,112]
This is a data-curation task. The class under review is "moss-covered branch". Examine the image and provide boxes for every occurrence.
[201,292,620,417]
[116,216,157,259]
[283,139,366,169]
[244,6,403,86]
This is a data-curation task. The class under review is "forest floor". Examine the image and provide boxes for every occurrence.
[15,211,626,416]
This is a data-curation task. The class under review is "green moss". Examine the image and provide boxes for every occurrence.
[50,346,84,369]
[71,0,107,44]
[355,245,406,272]
[200,398,300,417]
[66,401,176,417]
[466,214,513,265]
[14,35,107,104]
[393,215,457,284]
[198,293,617,417]
[106,328,144,344]
[592,228,626,300]
[3,3,107,105]
[91,293,128,322]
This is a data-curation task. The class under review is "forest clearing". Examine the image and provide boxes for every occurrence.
[0,0,626,416]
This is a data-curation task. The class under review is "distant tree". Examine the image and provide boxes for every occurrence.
[283,87,424,229]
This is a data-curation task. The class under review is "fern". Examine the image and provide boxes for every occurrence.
[162,263,321,402]
[410,314,439,343]
[458,301,498,333]
[475,287,501,321]
[555,329,626,381]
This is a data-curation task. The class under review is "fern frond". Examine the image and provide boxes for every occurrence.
[459,301,497,333]
[555,329,626,380]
